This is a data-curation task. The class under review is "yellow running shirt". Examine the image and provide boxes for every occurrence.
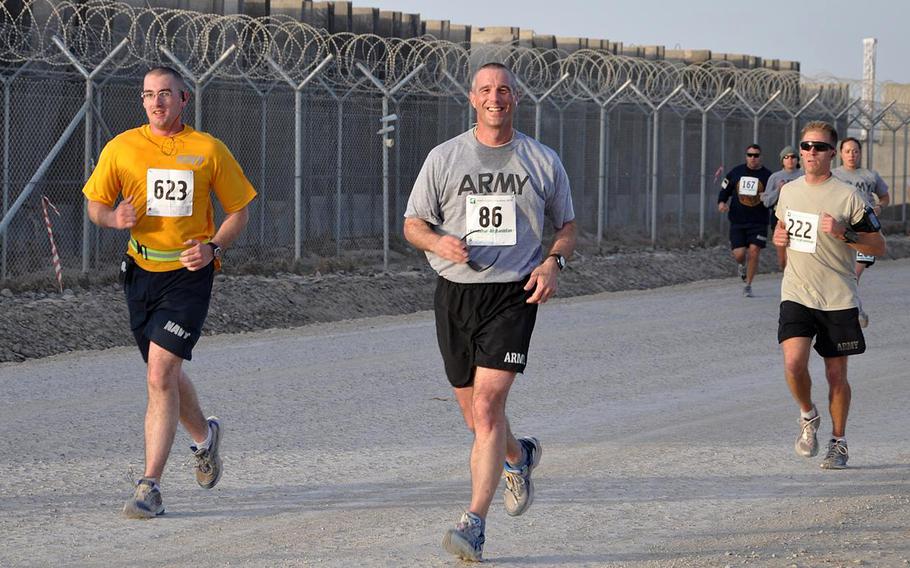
[83,124,256,272]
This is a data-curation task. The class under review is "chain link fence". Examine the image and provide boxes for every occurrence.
[2,1,908,286]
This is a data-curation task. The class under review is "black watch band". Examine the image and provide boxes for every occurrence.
[548,253,566,271]
[208,241,223,259]
[842,229,858,244]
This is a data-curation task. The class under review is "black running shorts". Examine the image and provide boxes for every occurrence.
[778,300,865,357]
[434,276,539,388]
[730,223,768,249]
[124,262,215,362]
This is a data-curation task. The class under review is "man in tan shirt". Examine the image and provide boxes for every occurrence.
[773,121,885,470]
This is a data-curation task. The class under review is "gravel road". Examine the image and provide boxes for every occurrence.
[1,255,908,567]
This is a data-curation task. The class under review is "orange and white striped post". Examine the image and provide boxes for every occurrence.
[41,195,64,294]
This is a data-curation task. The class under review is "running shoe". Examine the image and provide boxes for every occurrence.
[738,263,747,281]
[122,478,164,519]
[795,407,820,457]
[820,439,849,469]
[503,436,542,517]
[442,511,485,562]
[191,417,222,489]
[742,284,753,298]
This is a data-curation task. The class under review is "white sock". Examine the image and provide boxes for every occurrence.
[194,423,213,451]
[833,436,846,444]
[801,407,817,420]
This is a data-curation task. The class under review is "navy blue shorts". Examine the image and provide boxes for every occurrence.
[778,300,865,357]
[730,223,768,249]
[434,276,538,388]
[124,262,214,362]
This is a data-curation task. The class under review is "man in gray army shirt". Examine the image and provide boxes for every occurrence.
[404,62,576,562]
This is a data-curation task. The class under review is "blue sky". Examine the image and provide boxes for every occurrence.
[365,0,908,83]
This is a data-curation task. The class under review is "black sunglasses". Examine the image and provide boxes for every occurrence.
[746,153,761,158]
[800,141,833,152]
[461,230,500,272]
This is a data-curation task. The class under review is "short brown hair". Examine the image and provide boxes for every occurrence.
[840,136,862,151]
[800,121,838,146]
[471,62,517,93]
[145,66,189,94]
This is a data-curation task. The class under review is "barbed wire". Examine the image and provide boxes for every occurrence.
[0,0,868,113]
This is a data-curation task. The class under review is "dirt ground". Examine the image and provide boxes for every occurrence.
[3,236,910,363]
[1,258,908,567]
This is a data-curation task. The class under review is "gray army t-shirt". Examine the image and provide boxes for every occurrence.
[404,129,575,284]
[832,166,888,206]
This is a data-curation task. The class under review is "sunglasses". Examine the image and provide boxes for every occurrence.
[746,153,761,158]
[799,141,833,152]
[783,154,798,159]
[461,230,500,272]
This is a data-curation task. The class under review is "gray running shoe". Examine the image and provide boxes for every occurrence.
[858,309,869,329]
[123,478,164,519]
[795,408,820,457]
[442,511,485,562]
[191,417,222,489]
[503,436,542,517]
[742,284,753,298]
[738,263,747,282]
[820,439,849,469]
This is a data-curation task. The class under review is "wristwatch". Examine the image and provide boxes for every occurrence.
[548,253,566,271]
[842,229,858,244]
[207,241,223,261]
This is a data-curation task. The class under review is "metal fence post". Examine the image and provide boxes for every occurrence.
[0,103,90,237]
[903,123,908,232]
[52,36,129,274]
[160,46,237,131]
[357,63,425,271]
[1,62,30,280]
[693,87,732,240]
[576,79,631,245]
[514,74,570,140]
[267,55,335,262]
[630,83,683,245]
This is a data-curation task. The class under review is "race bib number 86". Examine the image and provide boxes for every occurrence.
[146,168,194,217]
[785,209,819,254]
[465,195,517,246]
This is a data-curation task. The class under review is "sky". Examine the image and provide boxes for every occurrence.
[362,0,909,84]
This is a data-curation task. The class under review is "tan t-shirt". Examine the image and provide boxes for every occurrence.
[775,175,866,310]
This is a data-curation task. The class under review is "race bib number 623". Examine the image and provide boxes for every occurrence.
[146,168,194,217]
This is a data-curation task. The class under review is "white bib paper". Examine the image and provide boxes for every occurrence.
[464,194,517,246]
[739,176,759,197]
[785,209,819,254]
[146,168,194,217]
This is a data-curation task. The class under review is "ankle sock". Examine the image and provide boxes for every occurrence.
[193,422,213,452]
[505,444,528,470]
[801,407,818,420]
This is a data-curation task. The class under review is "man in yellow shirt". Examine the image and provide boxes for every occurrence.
[83,67,257,518]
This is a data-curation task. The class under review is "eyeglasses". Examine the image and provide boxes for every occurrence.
[140,89,176,102]
[746,153,761,158]
[799,141,833,152]
[461,230,500,272]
